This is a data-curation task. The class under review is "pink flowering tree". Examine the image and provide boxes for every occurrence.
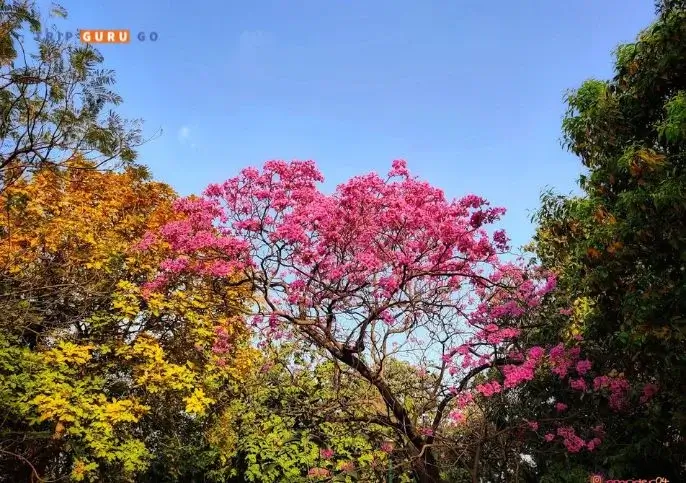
[141,160,560,482]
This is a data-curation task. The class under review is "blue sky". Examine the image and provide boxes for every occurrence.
[37,0,656,249]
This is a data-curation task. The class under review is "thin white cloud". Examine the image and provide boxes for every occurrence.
[178,126,190,143]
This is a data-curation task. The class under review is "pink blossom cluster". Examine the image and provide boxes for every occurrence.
[475,380,502,397]
[569,377,588,391]
[575,359,592,375]
[448,410,466,424]
[528,346,546,361]
[461,345,546,405]
[320,448,334,460]
[548,343,581,378]
[380,442,394,453]
[138,197,254,295]
[544,425,604,452]
[556,426,589,453]
[586,437,602,451]
[147,159,557,364]
[544,426,602,453]
[640,383,659,404]
[502,348,544,389]
[148,161,540,308]
[543,340,641,414]
[477,325,521,345]
[555,402,568,412]
[141,160,619,456]
[454,391,473,409]
[593,374,631,411]
[468,267,556,330]
[211,326,232,355]
[250,314,292,344]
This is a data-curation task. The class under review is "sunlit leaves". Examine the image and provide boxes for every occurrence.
[0,159,254,480]
[657,91,686,144]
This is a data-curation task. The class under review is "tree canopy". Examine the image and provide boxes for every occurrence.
[0,0,142,193]
[525,1,686,479]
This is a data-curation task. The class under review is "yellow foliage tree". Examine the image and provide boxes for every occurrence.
[0,158,256,481]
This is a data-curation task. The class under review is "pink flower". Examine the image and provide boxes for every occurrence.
[526,420,539,431]
[419,427,433,436]
[379,310,396,326]
[159,256,190,273]
[389,159,410,178]
[544,433,555,442]
[640,383,658,404]
[593,376,610,391]
[556,426,586,453]
[449,411,466,424]
[527,346,545,360]
[456,392,473,409]
[549,344,583,379]
[503,363,535,388]
[320,448,334,460]
[548,343,565,359]
[594,374,630,411]
[575,359,592,375]
[569,378,587,391]
[475,381,502,397]
[380,442,394,453]
[211,325,232,355]
[586,438,602,451]
[555,402,568,412]
[492,229,509,250]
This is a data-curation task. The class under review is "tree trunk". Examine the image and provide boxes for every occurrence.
[305,327,445,482]
[471,423,483,483]
[412,447,442,483]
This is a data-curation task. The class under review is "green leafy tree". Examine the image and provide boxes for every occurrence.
[523,1,686,479]
[195,342,403,483]
[0,0,143,192]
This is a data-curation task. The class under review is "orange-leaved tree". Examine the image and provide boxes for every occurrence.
[0,157,257,481]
